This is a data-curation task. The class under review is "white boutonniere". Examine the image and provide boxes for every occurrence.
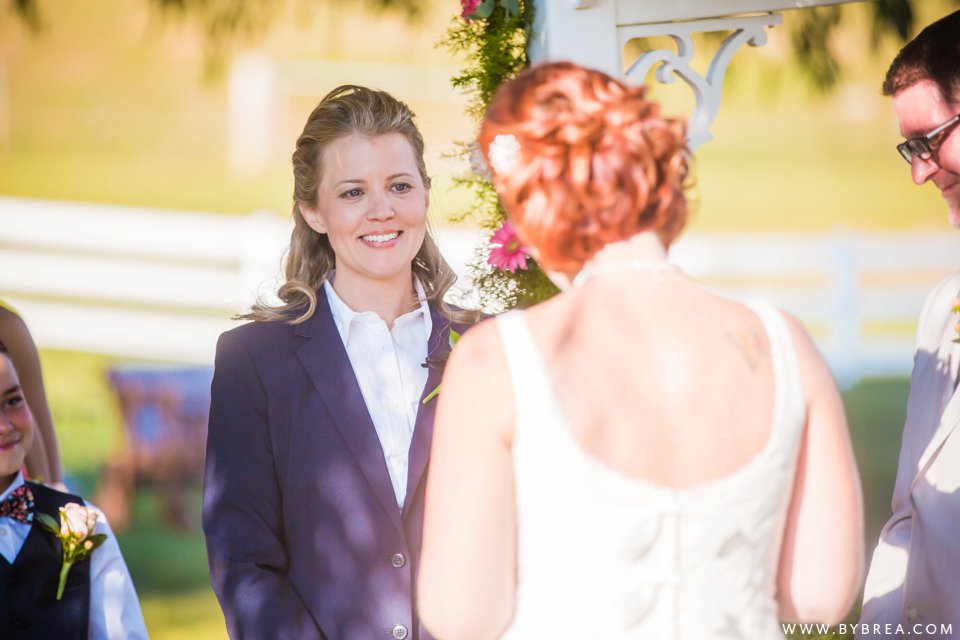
[36,503,107,600]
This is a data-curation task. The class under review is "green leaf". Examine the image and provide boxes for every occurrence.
[501,0,520,17]
[449,329,462,348]
[87,533,109,548]
[475,0,495,19]
[34,512,60,534]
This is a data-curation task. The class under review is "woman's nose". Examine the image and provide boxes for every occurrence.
[366,192,396,220]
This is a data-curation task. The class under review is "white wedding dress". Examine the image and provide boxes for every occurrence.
[496,303,805,640]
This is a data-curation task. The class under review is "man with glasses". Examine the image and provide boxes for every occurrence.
[859,10,960,638]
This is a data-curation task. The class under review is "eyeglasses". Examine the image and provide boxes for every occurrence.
[897,113,960,164]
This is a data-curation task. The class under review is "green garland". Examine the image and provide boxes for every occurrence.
[441,0,559,312]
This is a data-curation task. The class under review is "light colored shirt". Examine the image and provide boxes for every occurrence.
[324,276,432,509]
[0,472,149,640]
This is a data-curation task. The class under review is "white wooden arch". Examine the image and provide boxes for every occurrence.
[530,0,870,148]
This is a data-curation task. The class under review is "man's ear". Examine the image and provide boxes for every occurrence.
[299,202,327,234]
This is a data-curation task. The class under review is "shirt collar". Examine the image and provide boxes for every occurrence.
[0,470,25,502]
[323,272,432,344]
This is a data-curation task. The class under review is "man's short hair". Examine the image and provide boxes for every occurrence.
[883,9,960,103]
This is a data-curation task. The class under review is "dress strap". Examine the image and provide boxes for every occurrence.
[497,311,542,389]
[495,311,559,427]
[744,301,807,453]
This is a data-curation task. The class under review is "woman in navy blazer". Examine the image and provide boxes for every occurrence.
[202,85,477,640]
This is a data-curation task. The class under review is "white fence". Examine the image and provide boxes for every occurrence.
[2,197,958,386]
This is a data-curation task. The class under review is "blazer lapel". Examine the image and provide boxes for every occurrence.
[913,312,960,485]
[296,293,404,535]
[403,305,450,518]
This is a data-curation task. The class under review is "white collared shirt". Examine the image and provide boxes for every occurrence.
[0,472,148,640]
[324,275,432,509]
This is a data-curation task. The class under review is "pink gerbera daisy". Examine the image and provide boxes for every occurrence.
[461,0,481,18]
[487,221,529,273]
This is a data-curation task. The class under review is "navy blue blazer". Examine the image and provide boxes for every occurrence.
[203,291,468,640]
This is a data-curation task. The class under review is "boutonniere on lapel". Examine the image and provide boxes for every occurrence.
[422,329,462,405]
[953,298,960,344]
[36,503,107,600]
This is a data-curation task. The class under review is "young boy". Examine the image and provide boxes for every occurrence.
[0,339,148,639]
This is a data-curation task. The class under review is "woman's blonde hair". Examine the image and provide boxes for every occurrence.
[245,85,472,324]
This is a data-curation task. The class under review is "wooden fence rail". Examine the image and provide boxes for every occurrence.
[2,196,958,387]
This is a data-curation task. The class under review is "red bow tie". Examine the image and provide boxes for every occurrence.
[0,485,35,524]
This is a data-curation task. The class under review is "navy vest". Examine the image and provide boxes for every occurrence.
[0,482,91,639]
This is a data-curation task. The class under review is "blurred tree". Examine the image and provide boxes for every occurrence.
[4,0,419,37]
[4,0,960,90]
[790,0,933,89]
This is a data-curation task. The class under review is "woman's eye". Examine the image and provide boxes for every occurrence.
[392,182,412,193]
[340,188,363,199]
[2,395,23,411]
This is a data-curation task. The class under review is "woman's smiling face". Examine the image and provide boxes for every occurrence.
[301,132,429,294]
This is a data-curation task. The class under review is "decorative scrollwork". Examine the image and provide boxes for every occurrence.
[621,14,783,149]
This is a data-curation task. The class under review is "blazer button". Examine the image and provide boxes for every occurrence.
[392,624,408,639]
[391,552,406,568]
[6,572,22,586]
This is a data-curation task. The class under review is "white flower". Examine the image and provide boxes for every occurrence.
[59,503,99,540]
[488,133,521,175]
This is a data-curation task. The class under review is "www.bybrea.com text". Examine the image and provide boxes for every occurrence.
[782,622,954,637]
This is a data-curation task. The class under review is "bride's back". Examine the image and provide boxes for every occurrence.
[496,280,808,639]
[419,62,862,640]
[524,274,777,490]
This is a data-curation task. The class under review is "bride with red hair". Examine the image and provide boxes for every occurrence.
[419,62,863,638]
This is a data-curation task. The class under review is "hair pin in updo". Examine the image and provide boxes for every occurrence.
[488,133,521,175]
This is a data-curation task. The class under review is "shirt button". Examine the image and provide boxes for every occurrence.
[7,573,22,586]
[906,605,919,622]
[392,624,408,639]
[391,552,406,568]
[0,528,7,536]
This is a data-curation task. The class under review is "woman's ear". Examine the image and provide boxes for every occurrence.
[298,202,327,234]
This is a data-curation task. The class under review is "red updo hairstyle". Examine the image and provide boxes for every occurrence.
[479,61,690,274]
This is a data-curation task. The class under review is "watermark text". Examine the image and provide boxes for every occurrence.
[783,622,954,637]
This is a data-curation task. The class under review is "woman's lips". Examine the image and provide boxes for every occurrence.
[360,231,401,248]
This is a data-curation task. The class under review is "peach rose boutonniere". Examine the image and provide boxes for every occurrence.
[36,503,107,600]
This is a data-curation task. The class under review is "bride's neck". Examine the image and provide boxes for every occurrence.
[586,231,667,266]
